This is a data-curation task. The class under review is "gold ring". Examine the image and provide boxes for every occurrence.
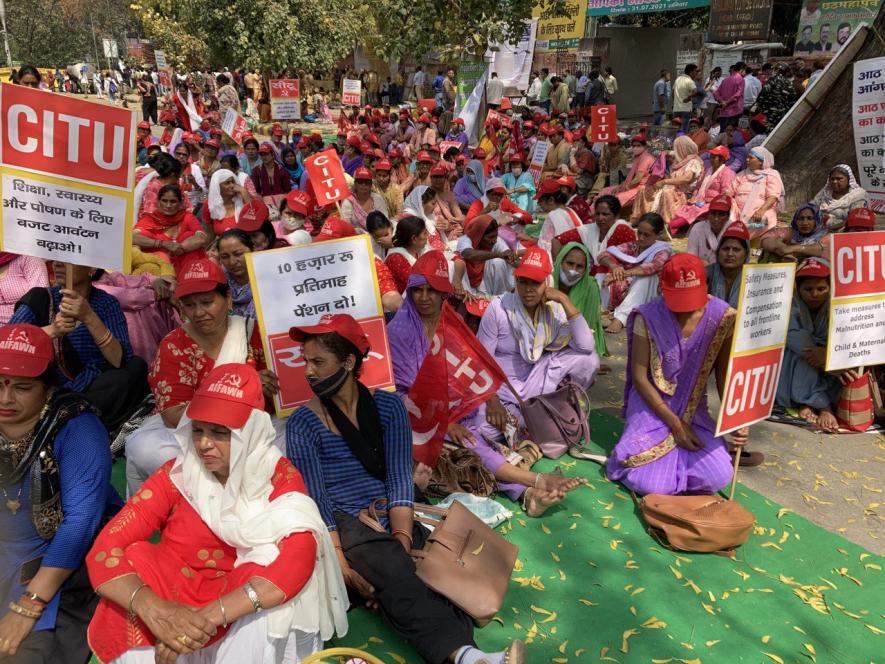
[177,635,190,646]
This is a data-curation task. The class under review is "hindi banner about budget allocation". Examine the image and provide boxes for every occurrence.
[247,235,394,415]
[342,79,361,106]
[221,107,248,146]
[826,230,885,370]
[716,263,795,436]
[270,79,301,120]
[529,140,549,186]
[0,83,135,272]
[852,57,885,212]
[589,104,617,143]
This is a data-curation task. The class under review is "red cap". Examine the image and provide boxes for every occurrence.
[186,363,265,429]
[418,113,431,124]
[354,167,373,181]
[258,143,273,154]
[557,175,577,190]
[375,159,392,172]
[289,314,370,355]
[523,121,535,130]
[660,254,708,313]
[237,199,270,231]
[485,177,507,194]
[708,195,732,213]
[0,324,54,378]
[632,133,648,144]
[535,178,561,200]
[846,207,876,230]
[796,257,830,279]
[318,216,356,240]
[285,190,315,217]
[708,145,730,160]
[242,131,254,140]
[568,110,576,117]
[138,120,151,130]
[159,111,176,123]
[427,145,441,154]
[311,133,323,144]
[416,151,432,163]
[451,117,465,126]
[174,258,227,299]
[456,155,467,164]
[513,246,552,282]
[271,123,284,136]
[430,163,448,177]
[297,137,311,149]
[751,113,768,126]
[359,141,373,154]
[607,135,622,145]
[509,153,526,163]
[411,250,452,293]
[366,133,381,147]
[204,139,220,150]
[472,147,487,159]
[720,221,750,242]
[346,135,361,148]
[389,147,403,158]
[209,128,222,137]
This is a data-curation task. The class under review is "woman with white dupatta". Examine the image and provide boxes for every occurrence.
[88,363,348,664]
[125,259,275,494]
[577,194,637,288]
[203,169,252,236]
[402,185,449,253]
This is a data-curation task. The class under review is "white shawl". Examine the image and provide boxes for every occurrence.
[208,169,244,222]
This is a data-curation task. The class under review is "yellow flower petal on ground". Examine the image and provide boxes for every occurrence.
[761,635,770,643]
[471,542,484,556]
[640,616,667,629]
[631,587,645,596]
[705,639,721,647]
[559,569,567,581]
[864,563,881,571]
[386,653,407,664]
[684,579,701,594]
[551,551,560,562]
[513,558,524,572]
[669,565,682,579]
[776,507,793,518]
[865,624,885,635]
[578,598,597,606]
[761,542,783,551]
[599,646,619,662]
[619,628,639,654]
[541,523,551,535]
[610,539,622,550]
[701,602,715,615]
[368,636,383,643]
[763,653,784,664]
[559,641,568,653]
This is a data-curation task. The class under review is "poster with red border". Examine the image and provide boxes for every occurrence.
[270,79,301,120]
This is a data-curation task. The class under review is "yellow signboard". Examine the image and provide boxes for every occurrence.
[533,1,588,52]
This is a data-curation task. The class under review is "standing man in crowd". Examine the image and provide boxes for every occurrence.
[487,71,504,110]
[443,68,457,112]
[527,70,542,106]
[413,66,426,101]
[539,68,552,112]
[574,71,588,109]
[603,66,618,103]
[586,70,606,108]
[743,65,763,113]
[652,70,671,125]
[672,64,698,126]
[714,62,746,131]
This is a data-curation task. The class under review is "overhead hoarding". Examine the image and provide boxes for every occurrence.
[535,0,588,52]
[708,0,773,42]
[794,0,884,56]
[587,0,710,16]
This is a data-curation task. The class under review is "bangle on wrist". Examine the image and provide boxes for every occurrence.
[128,583,147,618]
[242,582,262,613]
[8,601,41,619]
[218,596,228,628]
[21,590,48,607]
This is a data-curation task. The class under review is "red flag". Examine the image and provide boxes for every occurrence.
[405,304,508,466]
[304,149,349,206]
[589,104,617,143]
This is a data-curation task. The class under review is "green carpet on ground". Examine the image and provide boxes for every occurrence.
[97,410,884,663]
[327,410,885,663]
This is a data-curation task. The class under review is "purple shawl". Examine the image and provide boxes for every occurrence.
[387,274,431,397]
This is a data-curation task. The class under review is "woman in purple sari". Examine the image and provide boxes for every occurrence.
[607,253,744,495]
[388,250,586,516]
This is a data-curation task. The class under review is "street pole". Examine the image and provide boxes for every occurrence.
[0,0,13,68]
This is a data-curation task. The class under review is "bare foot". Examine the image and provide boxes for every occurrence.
[605,319,624,334]
[798,405,818,424]
[537,473,587,495]
[818,408,839,433]
[413,462,432,491]
[523,488,563,517]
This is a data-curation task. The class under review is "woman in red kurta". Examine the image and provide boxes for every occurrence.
[87,364,347,664]
[133,184,208,272]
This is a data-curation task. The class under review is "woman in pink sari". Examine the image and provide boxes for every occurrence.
[631,136,704,224]
[595,134,655,213]
[726,146,785,239]
[669,145,736,234]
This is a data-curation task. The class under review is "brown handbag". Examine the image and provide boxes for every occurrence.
[637,448,755,557]
[359,498,518,626]
[513,380,591,459]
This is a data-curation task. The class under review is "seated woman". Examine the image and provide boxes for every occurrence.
[402,186,448,253]
[286,314,525,664]
[726,147,784,239]
[631,136,704,224]
[576,195,636,281]
[280,146,303,188]
[135,153,185,223]
[133,184,209,271]
[452,159,486,212]
[367,210,395,260]
[607,254,743,495]
[686,195,733,265]
[251,143,292,197]
[705,221,751,308]
[389,253,583,515]
[475,246,599,462]
[558,175,592,224]
[502,154,536,214]
[669,145,735,234]
[279,189,315,246]
[455,215,517,299]
[536,179,584,259]
[238,137,261,176]
[203,169,252,236]
[88,363,347,664]
[554,243,606,356]
[10,262,148,432]
[236,199,288,251]
[777,258,860,432]
[597,213,673,334]
[218,154,259,200]
[464,178,531,234]
[218,229,256,319]
[0,252,48,325]
[0,324,121,663]
[385,215,429,294]
[594,133,655,214]
[760,203,828,263]
[811,164,869,232]
[125,259,272,494]
[341,167,389,231]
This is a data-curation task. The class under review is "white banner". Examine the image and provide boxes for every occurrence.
[487,19,538,92]
[154,50,166,68]
[342,79,361,106]
[852,57,885,213]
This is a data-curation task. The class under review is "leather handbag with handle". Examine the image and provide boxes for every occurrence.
[636,448,755,557]
[514,380,591,459]
[359,498,518,626]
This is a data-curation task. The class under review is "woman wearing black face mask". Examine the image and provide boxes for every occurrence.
[286,314,524,664]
